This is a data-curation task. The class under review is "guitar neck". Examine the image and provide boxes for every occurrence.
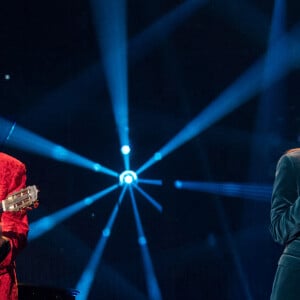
[0,185,39,213]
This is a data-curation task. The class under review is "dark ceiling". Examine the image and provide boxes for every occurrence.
[2,0,300,299]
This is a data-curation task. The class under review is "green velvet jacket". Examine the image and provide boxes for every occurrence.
[270,150,300,245]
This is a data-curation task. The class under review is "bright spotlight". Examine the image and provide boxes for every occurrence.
[121,145,131,155]
[154,152,162,160]
[138,236,147,245]
[174,180,182,189]
[119,170,138,185]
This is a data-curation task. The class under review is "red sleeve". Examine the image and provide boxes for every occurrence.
[0,153,29,268]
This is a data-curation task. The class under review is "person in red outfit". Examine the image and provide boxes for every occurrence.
[0,152,29,300]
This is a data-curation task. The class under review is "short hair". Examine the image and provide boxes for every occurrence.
[286,148,300,154]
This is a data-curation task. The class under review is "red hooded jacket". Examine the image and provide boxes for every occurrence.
[0,153,29,300]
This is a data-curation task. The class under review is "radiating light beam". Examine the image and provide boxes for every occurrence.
[129,0,208,62]
[28,184,119,241]
[123,152,130,171]
[90,0,129,170]
[248,0,286,182]
[133,185,163,213]
[136,153,162,175]
[19,0,208,134]
[138,179,163,186]
[76,186,127,300]
[18,0,208,135]
[137,25,300,175]
[0,117,118,177]
[128,186,162,300]
[269,0,286,43]
[262,0,286,90]
[174,180,272,203]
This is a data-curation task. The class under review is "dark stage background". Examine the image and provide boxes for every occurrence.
[1,0,300,299]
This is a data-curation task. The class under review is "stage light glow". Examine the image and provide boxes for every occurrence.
[137,152,162,175]
[18,2,300,298]
[138,178,163,186]
[121,145,131,170]
[174,180,183,189]
[76,186,127,300]
[137,25,300,175]
[102,228,110,237]
[129,186,162,300]
[133,184,163,212]
[119,170,138,185]
[90,0,129,171]
[248,0,286,182]
[174,180,272,202]
[138,236,147,246]
[0,117,118,177]
[89,0,209,172]
[269,0,286,43]
[121,145,131,155]
[19,0,209,137]
[28,184,119,241]
[125,175,133,184]
[154,152,162,160]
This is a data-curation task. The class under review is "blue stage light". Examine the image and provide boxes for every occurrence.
[29,184,119,241]
[136,25,300,175]
[136,153,162,175]
[174,180,272,202]
[138,178,163,186]
[0,117,118,177]
[133,184,163,212]
[121,145,131,155]
[90,0,209,173]
[52,145,68,160]
[138,236,147,246]
[125,175,133,184]
[102,228,111,237]
[17,2,300,298]
[154,152,162,160]
[119,170,138,185]
[174,180,183,189]
[121,145,131,169]
[90,0,129,171]
[128,186,162,300]
[248,0,286,182]
[76,186,127,300]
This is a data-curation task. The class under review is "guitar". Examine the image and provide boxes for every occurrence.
[0,185,39,213]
